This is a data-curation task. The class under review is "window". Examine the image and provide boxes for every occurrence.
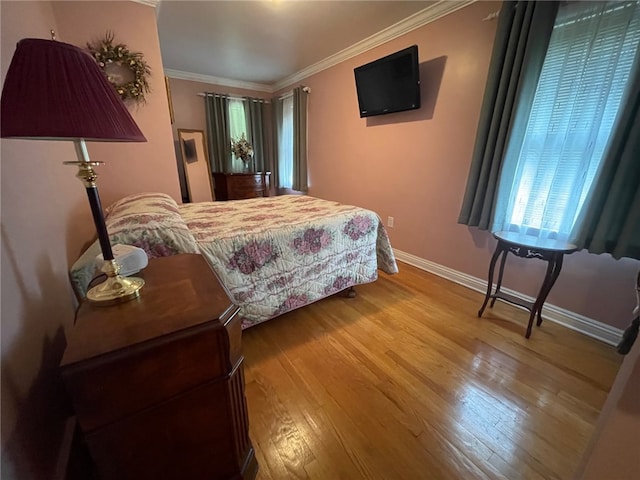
[277,95,294,189]
[274,87,308,192]
[228,98,248,172]
[495,1,640,239]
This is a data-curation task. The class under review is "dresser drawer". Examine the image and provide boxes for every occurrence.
[229,175,266,199]
[213,172,271,200]
[63,308,242,432]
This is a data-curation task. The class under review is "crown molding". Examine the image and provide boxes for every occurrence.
[164,69,273,93]
[131,0,160,7]
[272,0,475,91]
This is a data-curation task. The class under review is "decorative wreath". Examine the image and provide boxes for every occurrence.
[87,32,151,104]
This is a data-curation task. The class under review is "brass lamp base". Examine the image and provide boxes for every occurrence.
[65,141,146,306]
[87,259,145,306]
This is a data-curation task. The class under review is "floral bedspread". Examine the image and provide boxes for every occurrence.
[69,193,398,330]
[179,195,398,328]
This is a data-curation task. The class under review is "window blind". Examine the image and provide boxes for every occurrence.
[498,1,640,238]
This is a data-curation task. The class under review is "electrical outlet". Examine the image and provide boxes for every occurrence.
[387,216,394,228]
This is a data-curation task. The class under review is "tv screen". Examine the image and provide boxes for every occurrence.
[354,45,420,118]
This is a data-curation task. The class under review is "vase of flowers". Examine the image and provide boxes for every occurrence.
[231,133,254,172]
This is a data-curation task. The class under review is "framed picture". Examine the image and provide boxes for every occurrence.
[182,138,197,163]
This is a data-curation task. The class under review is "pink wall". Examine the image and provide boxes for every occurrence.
[1,1,178,476]
[299,1,639,330]
[1,4,87,477]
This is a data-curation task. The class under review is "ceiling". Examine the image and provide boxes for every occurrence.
[156,1,447,91]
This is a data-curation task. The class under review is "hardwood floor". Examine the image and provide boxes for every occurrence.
[242,262,622,480]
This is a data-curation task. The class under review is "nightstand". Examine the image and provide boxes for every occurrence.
[60,254,258,479]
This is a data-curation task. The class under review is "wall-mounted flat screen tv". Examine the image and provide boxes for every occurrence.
[354,45,420,118]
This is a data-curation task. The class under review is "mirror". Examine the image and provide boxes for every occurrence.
[178,129,214,202]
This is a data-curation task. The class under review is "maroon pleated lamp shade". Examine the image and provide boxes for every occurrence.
[1,38,146,142]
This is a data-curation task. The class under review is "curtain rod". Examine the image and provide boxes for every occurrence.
[279,86,311,100]
[197,92,270,103]
[198,85,310,101]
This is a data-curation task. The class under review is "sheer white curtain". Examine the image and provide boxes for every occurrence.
[493,1,640,240]
[228,98,248,172]
[278,95,294,188]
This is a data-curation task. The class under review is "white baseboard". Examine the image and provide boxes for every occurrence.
[393,249,623,346]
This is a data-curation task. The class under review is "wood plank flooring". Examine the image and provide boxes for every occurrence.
[242,261,622,480]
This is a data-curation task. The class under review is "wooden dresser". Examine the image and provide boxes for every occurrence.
[60,254,257,480]
[212,172,271,200]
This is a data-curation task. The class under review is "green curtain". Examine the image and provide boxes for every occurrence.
[571,55,640,260]
[292,86,308,192]
[458,1,558,229]
[246,97,268,173]
[204,93,231,172]
[271,95,283,189]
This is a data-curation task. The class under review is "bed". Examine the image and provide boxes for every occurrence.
[71,192,398,329]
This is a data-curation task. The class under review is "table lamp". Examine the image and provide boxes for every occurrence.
[1,37,146,305]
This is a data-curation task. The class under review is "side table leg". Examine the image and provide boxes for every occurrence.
[525,253,563,338]
[490,248,508,308]
[526,257,554,338]
[535,253,564,326]
[479,242,504,318]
